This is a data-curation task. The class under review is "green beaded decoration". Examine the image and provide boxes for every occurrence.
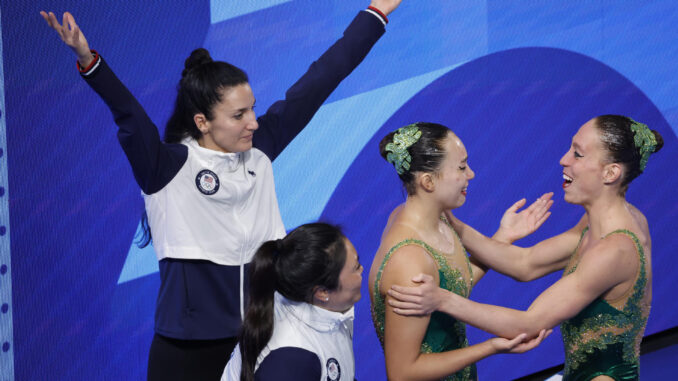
[629,119,657,172]
[385,124,422,175]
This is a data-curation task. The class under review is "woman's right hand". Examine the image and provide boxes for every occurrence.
[40,11,93,68]
[388,273,446,316]
[494,192,553,243]
[490,329,552,354]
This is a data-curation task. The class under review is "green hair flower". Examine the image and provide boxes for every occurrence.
[385,124,422,175]
[629,119,657,172]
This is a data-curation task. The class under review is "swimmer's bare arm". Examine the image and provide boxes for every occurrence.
[381,245,547,380]
[451,212,588,282]
[389,234,636,339]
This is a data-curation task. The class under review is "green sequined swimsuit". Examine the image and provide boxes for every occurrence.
[371,233,477,381]
[561,228,650,381]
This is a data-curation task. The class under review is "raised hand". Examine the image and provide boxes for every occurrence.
[494,192,554,243]
[369,0,403,16]
[40,11,93,68]
[387,273,446,316]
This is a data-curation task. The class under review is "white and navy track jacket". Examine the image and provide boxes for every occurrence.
[80,9,386,340]
[222,293,355,381]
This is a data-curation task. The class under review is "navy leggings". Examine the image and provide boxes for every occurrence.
[147,333,238,381]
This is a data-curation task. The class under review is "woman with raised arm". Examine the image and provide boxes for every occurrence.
[389,116,663,380]
[369,122,552,381]
[223,223,362,381]
[40,2,401,379]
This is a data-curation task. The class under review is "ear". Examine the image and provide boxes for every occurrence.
[419,172,436,193]
[193,113,209,135]
[313,287,330,304]
[603,162,622,184]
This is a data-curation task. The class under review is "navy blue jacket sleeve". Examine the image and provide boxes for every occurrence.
[81,56,187,194]
[255,347,321,381]
[254,10,386,161]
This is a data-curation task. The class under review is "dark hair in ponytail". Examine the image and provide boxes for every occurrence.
[136,49,249,245]
[164,48,249,143]
[239,223,347,381]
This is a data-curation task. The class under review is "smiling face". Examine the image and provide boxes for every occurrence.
[431,133,475,209]
[197,83,258,153]
[559,119,609,205]
[325,238,363,313]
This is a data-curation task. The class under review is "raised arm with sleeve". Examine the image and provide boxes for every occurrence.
[66,8,391,341]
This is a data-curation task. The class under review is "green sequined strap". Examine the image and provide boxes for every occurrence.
[439,214,474,287]
[566,228,647,310]
[374,238,472,309]
[565,227,589,275]
[372,239,439,345]
[374,239,442,302]
[602,229,648,302]
[602,229,646,268]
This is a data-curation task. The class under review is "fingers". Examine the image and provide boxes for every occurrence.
[536,329,546,340]
[535,211,552,228]
[411,273,433,283]
[387,287,421,302]
[387,299,422,310]
[508,198,526,213]
[65,12,78,32]
[41,11,64,37]
[391,307,423,316]
[507,333,527,347]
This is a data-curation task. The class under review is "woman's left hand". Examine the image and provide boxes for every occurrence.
[490,329,553,354]
[495,192,554,243]
[388,273,446,316]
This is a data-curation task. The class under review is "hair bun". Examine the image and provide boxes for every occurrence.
[651,130,664,153]
[182,48,213,78]
[379,131,397,160]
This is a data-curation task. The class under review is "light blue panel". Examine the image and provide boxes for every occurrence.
[117,223,158,284]
[0,6,14,379]
[210,0,293,24]
[274,64,461,229]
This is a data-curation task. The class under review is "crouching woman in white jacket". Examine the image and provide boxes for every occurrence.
[223,223,363,381]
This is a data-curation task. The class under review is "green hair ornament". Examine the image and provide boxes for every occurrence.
[629,119,657,172]
[385,124,422,175]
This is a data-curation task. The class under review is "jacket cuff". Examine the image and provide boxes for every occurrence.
[78,50,101,77]
[366,6,388,25]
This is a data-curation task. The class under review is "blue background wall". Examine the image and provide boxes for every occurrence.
[1,1,677,380]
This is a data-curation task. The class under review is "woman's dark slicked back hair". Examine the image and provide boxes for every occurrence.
[594,115,664,195]
[379,122,452,195]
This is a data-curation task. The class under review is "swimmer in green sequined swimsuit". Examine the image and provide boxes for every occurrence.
[369,123,551,380]
[560,228,649,381]
[388,116,662,380]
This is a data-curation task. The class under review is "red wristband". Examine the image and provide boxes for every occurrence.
[367,6,388,24]
[77,50,100,73]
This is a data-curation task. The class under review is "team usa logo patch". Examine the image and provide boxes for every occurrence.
[326,358,341,381]
[195,169,220,195]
